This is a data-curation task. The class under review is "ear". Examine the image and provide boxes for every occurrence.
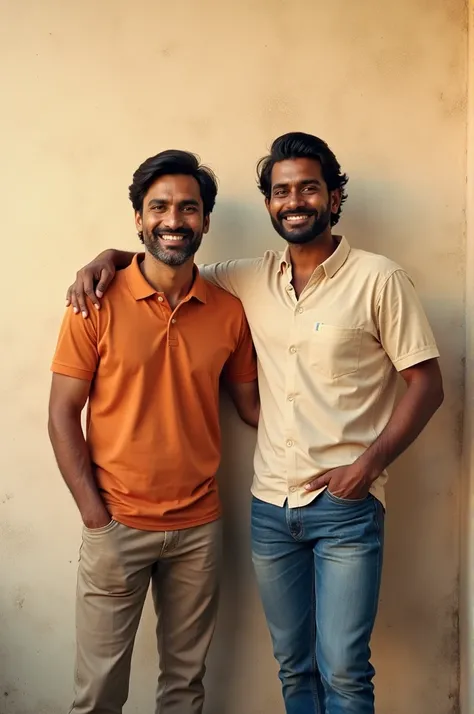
[330,189,341,217]
[135,210,143,233]
[265,197,271,214]
[203,214,210,234]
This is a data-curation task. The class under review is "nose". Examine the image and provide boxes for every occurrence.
[285,188,305,211]
[162,207,183,230]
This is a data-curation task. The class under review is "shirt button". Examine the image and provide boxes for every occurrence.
[157,296,164,302]
[286,439,294,448]
[287,394,294,402]
[297,307,304,314]
[286,285,293,291]
[171,318,177,324]
[289,346,297,354]
[289,486,297,493]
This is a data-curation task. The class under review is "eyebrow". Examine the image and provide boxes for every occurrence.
[272,178,323,190]
[147,198,200,208]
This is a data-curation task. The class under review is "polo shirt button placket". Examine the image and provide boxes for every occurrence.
[168,313,179,346]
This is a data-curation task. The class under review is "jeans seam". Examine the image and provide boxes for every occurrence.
[285,504,304,540]
[156,583,168,714]
[68,542,83,714]
[310,565,321,714]
[367,499,384,688]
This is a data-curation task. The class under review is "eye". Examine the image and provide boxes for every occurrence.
[302,185,318,193]
[183,206,197,213]
[273,189,287,197]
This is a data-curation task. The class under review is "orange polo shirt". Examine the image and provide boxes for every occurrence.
[51,256,257,531]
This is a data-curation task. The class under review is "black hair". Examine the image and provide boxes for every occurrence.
[256,132,349,226]
[129,149,218,216]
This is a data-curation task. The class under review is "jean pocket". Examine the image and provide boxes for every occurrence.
[325,490,371,506]
[83,519,119,535]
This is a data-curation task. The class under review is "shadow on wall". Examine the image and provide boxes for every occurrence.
[203,395,282,714]
[200,196,283,263]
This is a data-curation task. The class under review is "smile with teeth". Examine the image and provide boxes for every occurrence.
[284,214,313,222]
[160,234,187,241]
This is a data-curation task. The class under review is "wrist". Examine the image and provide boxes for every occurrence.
[99,248,117,263]
[81,503,110,529]
[352,456,382,484]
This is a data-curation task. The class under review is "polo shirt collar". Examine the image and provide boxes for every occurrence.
[188,269,208,303]
[126,254,207,303]
[278,236,351,279]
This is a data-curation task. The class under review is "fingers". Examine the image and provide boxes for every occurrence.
[83,273,101,311]
[67,268,105,319]
[76,283,89,318]
[65,284,81,315]
[66,261,114,317]
[95,267,114,298]
[69,271,92,319]
[304,474,330,492]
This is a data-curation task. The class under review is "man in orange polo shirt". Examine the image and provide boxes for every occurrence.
[48,149,258,714]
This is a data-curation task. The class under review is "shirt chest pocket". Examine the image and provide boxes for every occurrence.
[310,324,363,379]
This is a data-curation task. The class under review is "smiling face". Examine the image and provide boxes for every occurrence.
[266,157,340,245]
[135,174,210,266]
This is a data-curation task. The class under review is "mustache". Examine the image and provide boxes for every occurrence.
[151,227,194,239]
[278,209,316,220]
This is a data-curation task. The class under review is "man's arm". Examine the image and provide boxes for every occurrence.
[66,249,136,318]
[66,249,261,318]
[48,373,110,528]
[305,358,444,496]
[226,378,260,428]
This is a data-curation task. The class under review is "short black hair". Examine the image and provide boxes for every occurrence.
[129,149,218,216]
[257,132,349,226]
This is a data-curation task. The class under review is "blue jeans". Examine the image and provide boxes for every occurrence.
[251,490,384,714]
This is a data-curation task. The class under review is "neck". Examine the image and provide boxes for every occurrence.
[288,229,337,277]
[140,252,195,309]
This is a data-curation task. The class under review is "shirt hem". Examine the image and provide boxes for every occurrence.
[251,483,386,510]
[111,508,221,532]
[227,369,258,384]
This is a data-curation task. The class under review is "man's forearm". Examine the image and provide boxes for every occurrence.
[48,412,109,526]
[355,370,444,480]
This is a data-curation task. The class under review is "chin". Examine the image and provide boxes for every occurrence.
[284,232,318,245]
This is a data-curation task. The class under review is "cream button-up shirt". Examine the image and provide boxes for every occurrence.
[201,237,439,509]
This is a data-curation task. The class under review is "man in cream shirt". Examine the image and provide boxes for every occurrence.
[65,132,443,714]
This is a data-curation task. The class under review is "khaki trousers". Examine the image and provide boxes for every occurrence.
[69,518,222,714]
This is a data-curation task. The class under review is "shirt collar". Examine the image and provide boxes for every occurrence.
[278,236,351,279]
[125,254,207,303]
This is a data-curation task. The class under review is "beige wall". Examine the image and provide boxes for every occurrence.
[0,1,468,713]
